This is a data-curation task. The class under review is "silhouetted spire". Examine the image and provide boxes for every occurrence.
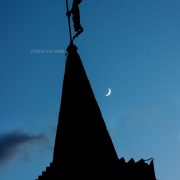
[37,43,156,180]
[37,44,119,179]
[53,43,119,178]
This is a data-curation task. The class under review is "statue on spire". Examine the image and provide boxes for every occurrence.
[66,0,84,40]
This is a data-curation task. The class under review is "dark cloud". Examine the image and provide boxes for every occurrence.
[0,130,46,164]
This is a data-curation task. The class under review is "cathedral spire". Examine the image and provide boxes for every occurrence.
[52,43,119,178]
[37,44,119,179]
[37,43,156,180]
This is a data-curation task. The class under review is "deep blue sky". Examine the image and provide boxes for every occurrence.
[1,0,180,179]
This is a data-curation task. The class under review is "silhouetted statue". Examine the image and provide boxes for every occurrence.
[67,0,83,40]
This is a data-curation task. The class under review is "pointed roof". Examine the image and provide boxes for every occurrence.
[37,43,156,180]
[52,43,118,178]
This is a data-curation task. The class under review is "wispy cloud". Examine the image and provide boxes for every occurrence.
[0,130,46,164]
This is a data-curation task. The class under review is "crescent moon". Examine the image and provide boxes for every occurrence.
[105,88,112,97]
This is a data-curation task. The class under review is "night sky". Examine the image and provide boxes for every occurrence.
[1,0,180,179]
